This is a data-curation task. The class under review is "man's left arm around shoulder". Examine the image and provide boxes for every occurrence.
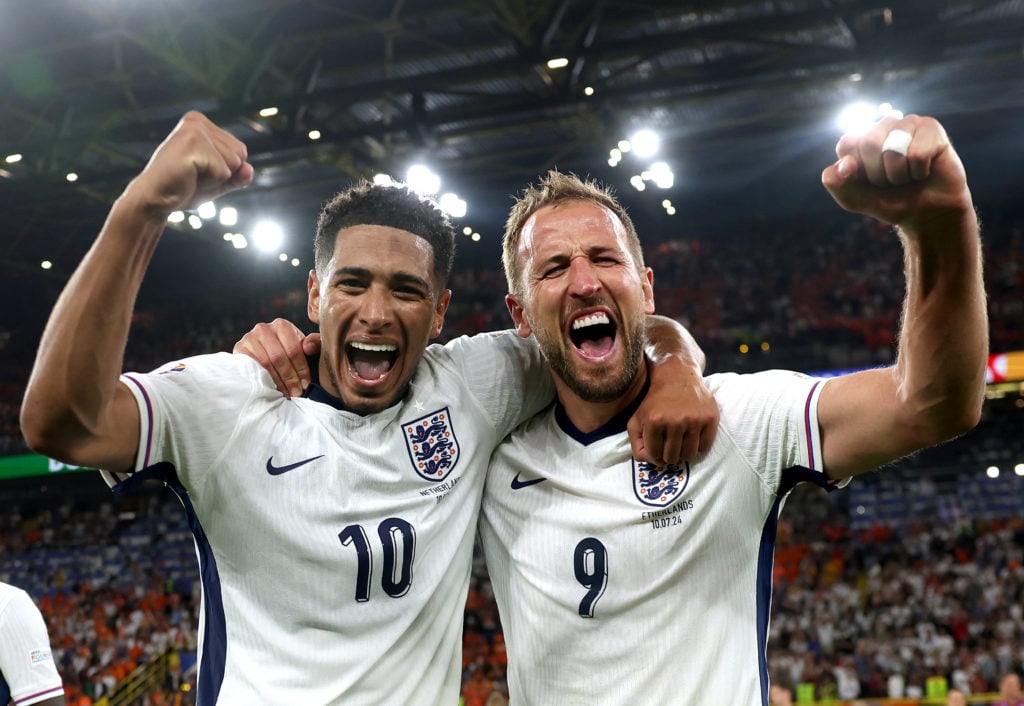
[632,315,719,467]
[816,114,988,480]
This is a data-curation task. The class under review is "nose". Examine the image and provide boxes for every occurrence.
[567,257,602,298]
[359,284,395,329]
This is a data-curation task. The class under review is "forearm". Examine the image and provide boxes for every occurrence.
[894,205,987,440]
[644,314,706,374]
[21,193,164,456]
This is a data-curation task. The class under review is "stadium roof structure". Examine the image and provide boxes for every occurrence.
[1,0,1023,275]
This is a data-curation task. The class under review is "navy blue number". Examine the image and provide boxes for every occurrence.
[339,518,416,601]
[379,518,415,597]
[574,537,608,618]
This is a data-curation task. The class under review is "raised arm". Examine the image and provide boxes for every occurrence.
[816,115,987,478]
[20,112,253,471]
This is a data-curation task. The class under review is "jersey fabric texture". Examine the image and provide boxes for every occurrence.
[479,370,833,706]
[0,582,65,706]
[106,332,550,706]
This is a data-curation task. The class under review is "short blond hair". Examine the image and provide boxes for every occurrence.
[501,170,644,300]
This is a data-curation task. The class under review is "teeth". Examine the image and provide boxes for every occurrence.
[572,313,610,330]
[350,342,397,352]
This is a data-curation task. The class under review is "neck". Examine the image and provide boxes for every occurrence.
[554,361,648,434]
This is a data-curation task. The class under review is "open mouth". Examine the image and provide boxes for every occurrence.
[569,312,617,359]
[346,341,398,383]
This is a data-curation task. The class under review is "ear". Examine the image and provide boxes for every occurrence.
[505,293,533,338]
[431,289,452,339]
[641,267,655,315]
[307,269,321,324]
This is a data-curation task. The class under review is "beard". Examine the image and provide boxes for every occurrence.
[533,314,645,404]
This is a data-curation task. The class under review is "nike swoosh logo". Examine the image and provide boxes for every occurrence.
[510,471,547,490]
[266,454,325,476]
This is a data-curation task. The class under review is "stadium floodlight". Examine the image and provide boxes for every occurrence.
[291,258,301,267]
[1015,463,1024,477]
[471,232,481,242]
[230,233,248,249]
[308,130,321,141]
[584,86,595,96]
[41,260,52,270]
[649,161,674,189]
[188,215,203,230]
[373,173,396,187]
[836,101,877,135]
[66,172,78,182]
[986,465,1000,479]
[251,221,284,253]
[546,57,569,69]
[406,164,441,195]
[836,101,903,136]
[463,226,473,236]
[219,206,238,226]
[630,130,659,158]
[278,253,289,262]
[168,211,186,224]
[617,139,632,153]
[4,153,22,164]
[196,201,217,220]
[439,192,467,219]
[259,106,279,118]
[629,175,646,191]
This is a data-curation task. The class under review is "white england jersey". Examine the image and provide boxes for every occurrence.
[479,370,833,706]
[0,582,65,706]
[107,331,550,706]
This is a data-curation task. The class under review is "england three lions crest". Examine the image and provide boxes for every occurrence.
[403,408,460,482]
[632,460,690,507]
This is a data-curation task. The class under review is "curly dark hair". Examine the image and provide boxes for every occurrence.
[314,181,456,288]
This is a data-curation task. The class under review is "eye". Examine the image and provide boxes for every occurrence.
[542,263,567,278]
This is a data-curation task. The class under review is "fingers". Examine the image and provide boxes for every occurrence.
[234,320,309,398]
[627,415,714,467]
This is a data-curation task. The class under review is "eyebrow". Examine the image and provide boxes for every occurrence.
[332,266,433,291]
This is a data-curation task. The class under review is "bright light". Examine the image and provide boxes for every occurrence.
[617,140,632,153]
[662,199,672,208]
[222,232,234,241]
[649,161,674,189]
[259,107,279,118]
[629,175,646,191]
[4,153,23,164]
[546,57,569,69]
[439,192,467,218]
[739,344,749,354]
[1015,463,1024,477]
[406,164,440,195]
[471,232,481,242]
[308,130,321,140]
[631,130,659,158]
[610,148,622,161]
[219,207,238,226]
[761,342,770,351]
[291,258,301,267]
[373,173,396,187]
[986,466,1000,479]
[187,215,203,230]
[251,221,284,253]
[584,86,594,96]
[278,253,288,262]
[836,101,902,135]
[849,73,863,82]
[66,172,78,182]
[463,226,473,236]
[196,201,217,220]
[665,206,676,215]
[168,211,185,224]
[230,233,248,249]
[41,260,52,270]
